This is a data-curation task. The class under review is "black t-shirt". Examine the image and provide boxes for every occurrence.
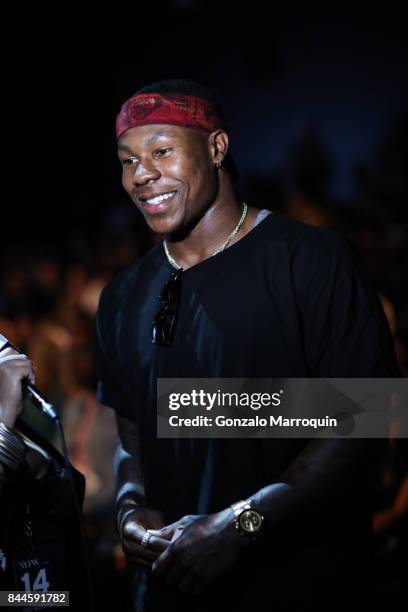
[96,212,398,610]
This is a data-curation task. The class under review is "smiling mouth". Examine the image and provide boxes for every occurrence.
[140,191,177,206]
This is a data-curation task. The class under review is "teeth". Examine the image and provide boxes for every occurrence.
[145,191,176,205]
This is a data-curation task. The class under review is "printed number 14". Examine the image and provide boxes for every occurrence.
[21,568,50,591]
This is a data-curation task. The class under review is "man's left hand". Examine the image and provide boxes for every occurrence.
[149,509,249,595]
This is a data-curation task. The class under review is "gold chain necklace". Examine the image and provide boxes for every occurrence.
[163,202,248,270]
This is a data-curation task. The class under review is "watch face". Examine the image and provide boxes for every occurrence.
[239,509,263,533]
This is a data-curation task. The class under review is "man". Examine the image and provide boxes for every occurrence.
[96,79,399,611]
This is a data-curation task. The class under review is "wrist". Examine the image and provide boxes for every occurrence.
[0,421,25,482]
[0,408,18,429]
[230,498,265,543]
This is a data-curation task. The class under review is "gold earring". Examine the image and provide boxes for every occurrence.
[215,161,223,170]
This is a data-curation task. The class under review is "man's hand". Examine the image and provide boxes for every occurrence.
[119,506,170,570]
[0,347,35,428]
[149,509,249,595]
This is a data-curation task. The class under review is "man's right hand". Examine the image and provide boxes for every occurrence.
[0,347,35,428]
[120,506,170,569]
[114,415,170,569]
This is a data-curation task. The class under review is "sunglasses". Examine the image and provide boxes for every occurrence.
[151,269,183,347]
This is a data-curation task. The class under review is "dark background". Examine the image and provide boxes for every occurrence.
[7,4,407,244]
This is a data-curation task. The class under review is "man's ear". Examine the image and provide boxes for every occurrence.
[209,130,229,164]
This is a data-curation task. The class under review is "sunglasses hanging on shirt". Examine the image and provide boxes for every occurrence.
[151,268,183,347]
[151,202,248,347]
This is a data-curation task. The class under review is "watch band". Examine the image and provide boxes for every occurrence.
[230,499,264,540]
[230,499,251,518]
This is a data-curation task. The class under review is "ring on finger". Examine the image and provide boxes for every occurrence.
[141,531,152,549]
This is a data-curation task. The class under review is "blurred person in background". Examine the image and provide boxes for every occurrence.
[371,294,408,603]
[0,344,90,608]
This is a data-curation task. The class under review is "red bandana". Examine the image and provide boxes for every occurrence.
[116,93,226,140]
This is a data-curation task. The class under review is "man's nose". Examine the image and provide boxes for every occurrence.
[132,161,160,186]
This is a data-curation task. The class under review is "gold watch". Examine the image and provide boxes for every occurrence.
[230,499,264,540]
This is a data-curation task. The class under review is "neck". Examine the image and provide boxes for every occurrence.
[165,194,260,270]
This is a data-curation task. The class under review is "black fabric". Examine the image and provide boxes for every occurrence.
[0,419,91,611]
[96,212,399,610]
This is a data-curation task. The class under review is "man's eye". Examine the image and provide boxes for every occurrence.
[122,157,138,166]
[154,148,171,158]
